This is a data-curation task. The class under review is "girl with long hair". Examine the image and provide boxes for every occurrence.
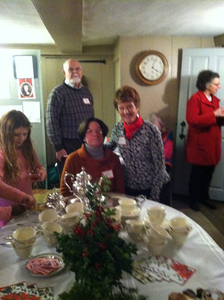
[0,110,46,227]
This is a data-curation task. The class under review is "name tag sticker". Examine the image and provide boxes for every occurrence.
[118,137,126,145]
[83,98,91,104]
[102,170,114,179]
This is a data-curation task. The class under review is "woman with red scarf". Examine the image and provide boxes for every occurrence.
[107,86,170,205]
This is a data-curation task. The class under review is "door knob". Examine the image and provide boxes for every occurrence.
[179,121,186,139]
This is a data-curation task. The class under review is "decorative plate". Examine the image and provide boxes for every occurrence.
[25,253,65,277]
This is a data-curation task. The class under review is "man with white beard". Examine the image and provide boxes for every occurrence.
[46,59,94,177]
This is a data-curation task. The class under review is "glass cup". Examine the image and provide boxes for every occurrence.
[29,170,40,181]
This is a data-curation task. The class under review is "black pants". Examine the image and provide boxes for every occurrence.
[56,138,82,179]
[189,164,215,206]
[125,181,171,206]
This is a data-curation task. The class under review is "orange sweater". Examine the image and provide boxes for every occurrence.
[60,144,125,197]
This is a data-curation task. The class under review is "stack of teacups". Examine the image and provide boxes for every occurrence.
[143,223,170,255]
[58,202,84,232]
[12,227,36,259]
[39,209,62,246]
[169,217,191,246]
[65,201,84,215]
[59,212,80,229]
[41,221,63,246]
[38,209,58,223]
[147,206,166,225]
[118,198,137,215]
[125,219,145,241]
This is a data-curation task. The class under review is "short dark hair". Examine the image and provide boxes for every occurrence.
[77,117,108,141]
[196,70,220,91]
[113,86,140,110]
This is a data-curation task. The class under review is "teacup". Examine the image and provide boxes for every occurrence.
[149,223,170,242]
[125,219,145,234]
[118,198,137,214]
[39,209,58,223]
[12,241,34,259]
[42,221,62,246]
[170,217,189,233]
[60,212,80,227]
[65,202,84,214]
[147,206,165,225]
[12,227,36,247]
[143,235,167,255]
[169,226,191,245]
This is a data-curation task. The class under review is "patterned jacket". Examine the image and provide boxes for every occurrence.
[106,120,170,201]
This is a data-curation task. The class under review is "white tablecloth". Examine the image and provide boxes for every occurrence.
[0,200,224,299]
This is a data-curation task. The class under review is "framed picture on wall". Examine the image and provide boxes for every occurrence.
[13,55,37,79]
[18,78,36,99]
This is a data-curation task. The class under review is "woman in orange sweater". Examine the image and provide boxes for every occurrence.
[60,117,125,197]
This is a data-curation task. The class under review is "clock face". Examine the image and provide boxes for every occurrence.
[139,55,164,81]
[135,51,168,85]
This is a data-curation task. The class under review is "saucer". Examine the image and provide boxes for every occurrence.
[116,206,141,218]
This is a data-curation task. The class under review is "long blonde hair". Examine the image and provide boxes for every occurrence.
[0,110,35,184]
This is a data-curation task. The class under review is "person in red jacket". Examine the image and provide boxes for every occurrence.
[186,70,224,211]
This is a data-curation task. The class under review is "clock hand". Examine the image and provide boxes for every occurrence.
[152,66,159,73]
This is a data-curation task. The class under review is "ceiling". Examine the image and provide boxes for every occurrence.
[1,0,224,53]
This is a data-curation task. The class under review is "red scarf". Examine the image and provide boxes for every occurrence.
[123,115,143,140]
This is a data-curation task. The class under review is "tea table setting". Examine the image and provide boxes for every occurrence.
[0,188,224,299]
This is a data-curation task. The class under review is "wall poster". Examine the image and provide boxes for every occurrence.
[18,78,36,99]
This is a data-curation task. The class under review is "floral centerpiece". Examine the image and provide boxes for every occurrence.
[56,177,147,300]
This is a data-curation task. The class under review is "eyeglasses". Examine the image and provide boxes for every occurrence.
[212,83,220,87]
[68,67,83,72]
[86,129,103,135]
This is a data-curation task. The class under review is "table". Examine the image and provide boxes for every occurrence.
[0,199,224,299]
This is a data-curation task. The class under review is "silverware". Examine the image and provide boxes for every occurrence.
[0,241,12,246]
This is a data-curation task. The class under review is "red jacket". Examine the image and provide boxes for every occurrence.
[186,91,221,166]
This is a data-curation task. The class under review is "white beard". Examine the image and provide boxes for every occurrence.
[69,76,81,86]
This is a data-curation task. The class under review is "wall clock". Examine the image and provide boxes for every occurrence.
[135,50,169,85]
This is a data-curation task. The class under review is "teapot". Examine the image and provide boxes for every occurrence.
[63,167,92,210]
[45,187,66,213]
